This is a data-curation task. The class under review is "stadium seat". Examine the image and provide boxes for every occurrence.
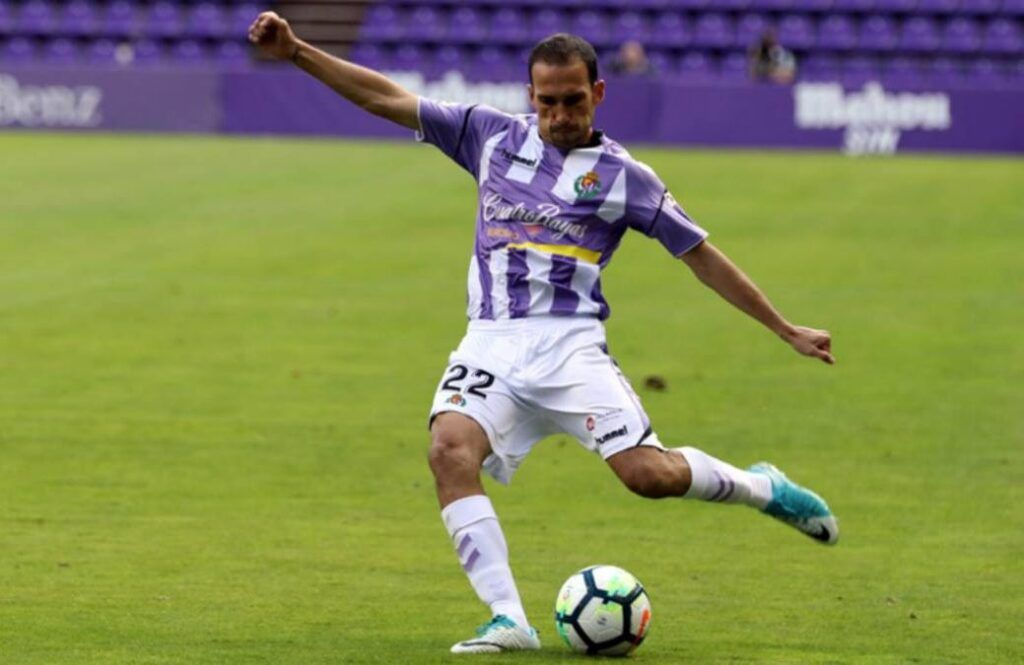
[881,54,922,81]
[16,0,58,36]
[569,10,611,48]
[1,35,37,60]
[59,0,99,38]
[610,11,651,44]
[229,5,258,40]
[817,14,859,50]
[778,14,816,49]
[859,14,899,51]
[186,3,228,41]
[42,35,77,62]
[677,51,713,80]
[942,17,981,54]
[448,7,487,46]
[490,7,529,46]
[86,37,117,63]
[103,1,137,39]
[719,51,750,80]
[841,54,881,83]
[131,37,163,65]
[735,13,771,49]
[800,52,840,78]
[691,13,734,49]
[874,0,918,12]
[406,5,445,43]
[528,8,566,41]
[0,3,13,36]
[1004,0,1024,18]
[142,1,183,40]
[171,39,207,65]
[360,4,402,43]
[213,39,249,66]
[833,0,877,12]
[964,0,1001,14]
[982,17,1022,54]
[917,0,959,13]
[900,16,941,52]
[652,11,691,49]
[719,0,754,11]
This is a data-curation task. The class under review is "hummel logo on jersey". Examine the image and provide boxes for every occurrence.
[595,425,628,445]
[500,148,538,167]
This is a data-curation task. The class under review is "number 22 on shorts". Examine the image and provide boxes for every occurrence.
[441,364,495,398]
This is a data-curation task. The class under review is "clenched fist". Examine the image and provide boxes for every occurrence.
[248,11,299,61]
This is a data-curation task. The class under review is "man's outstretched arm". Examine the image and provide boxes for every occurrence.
[248,11,419,130]
[680,240,835,364]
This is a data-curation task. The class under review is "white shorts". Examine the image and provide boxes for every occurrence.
[429,316,664,484]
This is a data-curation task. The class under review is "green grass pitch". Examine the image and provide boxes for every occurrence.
[1,132,1021,664]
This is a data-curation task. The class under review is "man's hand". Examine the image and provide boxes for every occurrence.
[782,326,834,365]
[248,11,299,61]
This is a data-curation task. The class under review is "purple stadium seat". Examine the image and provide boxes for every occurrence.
[778,14,815,50]
[186,3,228,40]
[758,0,796,11]
[678,0,712,9]
[964,0,1001,14]
[490,7,528,46]
[448,7,486,45]
[17,0,58,36]
[652,11,691,49]
[570,10,611,48]
[942,17,981,54]
[361,4,401,42]
[832,0,876,12]
[841,54,880,83]
[59,0,99,38]
[677,51,713,79]
[982,18,1022,55]
[214,40,249,66]
[143,1,183,39]
[391,43,425,70]
[924,56,963,84]
[817,14,858,50]
[735,13,770,49]
[349,42,385,68]
[0,3,13,36]
[967,57,1005,84]
[528,8,565,41]
[719,0,753,10]
[130,37,162,65]
[718,51,749,80]
[692,13,734,49]
[2,36,36,60]
[611,11,651,44]
[645,48,674,74]
[803,0,836,11]
[406,5,445,43]
[859,15,898,51]
[900,16,941,52]
[86,37,117,63]
[103,1,137,39]
[171,39,207,65]
[1004,0,1024,18]
[874,0,917,11]
[434,44,464,70]
[229,5,259,40]
[881,55,922,82]
[800,52,840,78]
[916,0,959,13]
[43,36,78,62]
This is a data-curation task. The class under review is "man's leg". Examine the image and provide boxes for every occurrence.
[428,412,540,653]
[606,444,838,544]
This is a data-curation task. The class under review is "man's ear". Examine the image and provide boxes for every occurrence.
[593,79,606,106]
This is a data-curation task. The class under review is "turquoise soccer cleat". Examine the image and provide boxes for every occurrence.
[748,462,839,545]
[450,615,541,654]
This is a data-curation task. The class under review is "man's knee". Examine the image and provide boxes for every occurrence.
[428,413,491,480]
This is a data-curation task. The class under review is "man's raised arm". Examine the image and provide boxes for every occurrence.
[248,11,419,130]
[680,241,835,365]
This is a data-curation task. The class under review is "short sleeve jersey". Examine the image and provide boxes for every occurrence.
[416,98,708,321]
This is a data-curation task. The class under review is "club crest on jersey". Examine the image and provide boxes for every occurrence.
[574,171,602,200]
[447,393,467,407]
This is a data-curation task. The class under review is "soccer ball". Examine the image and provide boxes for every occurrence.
[554,565,652,656]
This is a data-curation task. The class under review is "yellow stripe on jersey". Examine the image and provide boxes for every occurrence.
[506,242,601,265]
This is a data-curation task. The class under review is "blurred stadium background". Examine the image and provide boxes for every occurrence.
[0,0,1021,152]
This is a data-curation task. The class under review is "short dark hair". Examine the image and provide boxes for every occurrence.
[528,33,599,85]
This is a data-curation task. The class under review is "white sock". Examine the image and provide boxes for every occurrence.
[441,495,529,629]
[676,446,773,509]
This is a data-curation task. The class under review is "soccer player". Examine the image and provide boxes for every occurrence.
[250,14,839,655]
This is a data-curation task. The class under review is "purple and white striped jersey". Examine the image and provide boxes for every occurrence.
[416,98,708,321]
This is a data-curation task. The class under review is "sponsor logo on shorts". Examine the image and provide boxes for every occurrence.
[447,393,467,407]
[585,416,596,432]
[595,425,628,446]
